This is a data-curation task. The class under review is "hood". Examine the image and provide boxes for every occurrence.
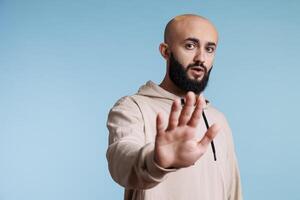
[137,81,210,109]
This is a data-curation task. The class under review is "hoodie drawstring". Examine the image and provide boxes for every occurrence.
[202,111,217,161]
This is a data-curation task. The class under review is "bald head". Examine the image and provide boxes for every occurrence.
[164,14,218,44]
[159,14,219,96]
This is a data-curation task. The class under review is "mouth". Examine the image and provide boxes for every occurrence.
[191,67,204,72]
[187,66,206,79]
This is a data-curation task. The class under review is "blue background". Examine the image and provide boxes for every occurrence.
[1,0,299,199]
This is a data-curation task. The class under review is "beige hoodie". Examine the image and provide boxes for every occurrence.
[106,81,242,200]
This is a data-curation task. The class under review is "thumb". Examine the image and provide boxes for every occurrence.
[198,124,220,148]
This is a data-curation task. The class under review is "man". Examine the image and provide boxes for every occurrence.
[106,14,243,200]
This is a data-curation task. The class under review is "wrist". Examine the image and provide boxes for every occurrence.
[154,149,173,169]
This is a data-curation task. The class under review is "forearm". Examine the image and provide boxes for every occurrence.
[106,141,175,190]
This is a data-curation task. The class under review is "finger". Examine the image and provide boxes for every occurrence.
[167,99,181,130]
[197,124,220,149]
[178,91,196,126]
[156,112,165,137]
[187,96,204,127]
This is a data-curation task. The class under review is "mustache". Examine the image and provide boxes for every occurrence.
[186,62,207,72]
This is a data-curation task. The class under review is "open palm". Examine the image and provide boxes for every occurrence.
[154,92,220,169]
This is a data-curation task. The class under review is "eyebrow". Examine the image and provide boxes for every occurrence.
[184,37,199,44]
[207,42,217,47]
[184,37,216,47]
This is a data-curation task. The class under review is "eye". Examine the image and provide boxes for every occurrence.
[185,43,196,50]
[206,46,215,53]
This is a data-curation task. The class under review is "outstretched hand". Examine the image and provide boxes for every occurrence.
[154,92,220,169]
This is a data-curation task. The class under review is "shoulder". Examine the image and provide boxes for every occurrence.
[206,104,232,134]
[112,95,136,108]
[206,104,227,122]
[110,95,144,112]
[110,94,150,109]
[107,95,146,144]
[108,95,142,118]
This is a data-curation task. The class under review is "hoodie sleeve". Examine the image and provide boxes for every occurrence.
[106,96,176,190]
[220,114,243,200]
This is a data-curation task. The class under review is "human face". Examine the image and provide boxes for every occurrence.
[166,18,218,85]
[169,52,212,94]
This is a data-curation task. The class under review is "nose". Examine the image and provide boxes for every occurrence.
[193,49,206,65]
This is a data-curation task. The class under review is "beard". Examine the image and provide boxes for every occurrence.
[168,53,212,94]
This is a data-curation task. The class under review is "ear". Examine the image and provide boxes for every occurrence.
[159,43,170,60]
